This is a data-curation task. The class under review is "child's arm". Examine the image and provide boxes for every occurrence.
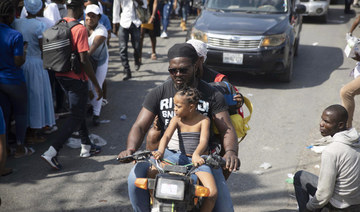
[192,117,210,166]
[152,117,178,160]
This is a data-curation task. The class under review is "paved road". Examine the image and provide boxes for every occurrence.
[1,4,359,212]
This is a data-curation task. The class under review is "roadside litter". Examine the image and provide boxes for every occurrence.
[286,173,294,184]
[120,114,127,120]
[307,145,327,154]
[66,134,107,149]
[259,162,272,170]
[99,119,111,124]
[253,170,264,175]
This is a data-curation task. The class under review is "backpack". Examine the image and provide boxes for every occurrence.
[42,19,80,73]
[210,81,253,143]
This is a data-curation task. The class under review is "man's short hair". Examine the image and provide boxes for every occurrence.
[324,104,348,124]
[168,43,199,64]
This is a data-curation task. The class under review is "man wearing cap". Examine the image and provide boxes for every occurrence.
[117,43,239,212]
[112,0,146,80]
[41,0,103,170]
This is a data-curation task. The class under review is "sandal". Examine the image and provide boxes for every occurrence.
[151,53,157,60]
[14,147,35,158]
[1,168,13,176]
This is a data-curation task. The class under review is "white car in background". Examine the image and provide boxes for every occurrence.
[299,0,330,22]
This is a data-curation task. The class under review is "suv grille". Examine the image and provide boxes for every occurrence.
[208,36,261,49]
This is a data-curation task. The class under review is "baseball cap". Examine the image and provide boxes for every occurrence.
[85,4,100,15]
[66,0,84,7]
[24,0,43,15]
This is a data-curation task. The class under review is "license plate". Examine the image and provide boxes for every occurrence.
[223,53,243,64]
[160,183,178,195]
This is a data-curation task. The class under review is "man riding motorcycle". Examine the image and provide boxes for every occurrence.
[117,43,240,212]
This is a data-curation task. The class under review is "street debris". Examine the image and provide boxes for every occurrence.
[312,42,319,46]
[286,173,294,184]
[314,165,320,169]
[253,170,264,175]
[66,134,107,148]
[99,119,111,124]
[120,114,127,120]
[310,146,326,154]
[259,162,272,170]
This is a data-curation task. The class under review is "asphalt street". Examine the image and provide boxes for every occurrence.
[1,4,360,212]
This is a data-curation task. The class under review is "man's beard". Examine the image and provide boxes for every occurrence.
[173,75,195,90]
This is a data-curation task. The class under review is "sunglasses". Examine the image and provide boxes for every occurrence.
[168,67,190,75]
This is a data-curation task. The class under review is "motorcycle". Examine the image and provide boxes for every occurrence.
[117,150,225,212]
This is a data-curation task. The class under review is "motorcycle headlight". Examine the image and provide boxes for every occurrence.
[261,33,286,47]
[155,178,185,201]
[190,28,208,43]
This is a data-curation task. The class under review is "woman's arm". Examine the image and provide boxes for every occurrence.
[88,35,106,56]
[148,0,158,24]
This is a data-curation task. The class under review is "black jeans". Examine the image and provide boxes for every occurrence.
[51,77,91,151]
[0,83,27,145]
[293,170,360,212]
[119,23,141,71]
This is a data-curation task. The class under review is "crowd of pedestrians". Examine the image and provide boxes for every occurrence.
[0,0,203,173]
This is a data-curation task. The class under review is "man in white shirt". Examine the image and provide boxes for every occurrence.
[113,0,145,80]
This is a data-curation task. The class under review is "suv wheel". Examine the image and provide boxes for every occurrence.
[277,51,294,82]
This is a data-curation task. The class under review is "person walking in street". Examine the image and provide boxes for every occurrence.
[293,105,360,212]
[0,0,32,158]
[112,0,145,80]
[340,18,360,128]
[158,0,177,38]
[41,0,103,170]
[139,0,160,62]
[83,4,109,126]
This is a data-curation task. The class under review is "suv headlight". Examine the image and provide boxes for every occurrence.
[261,33,286,47]
[190,28,208,43]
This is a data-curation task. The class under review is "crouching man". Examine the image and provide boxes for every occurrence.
[294,104,360,212]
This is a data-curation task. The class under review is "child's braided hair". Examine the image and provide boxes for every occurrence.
[176,87,201,105]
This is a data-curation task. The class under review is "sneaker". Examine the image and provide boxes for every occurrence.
[160,31,168,38]
[80,144,101,157]
[80,144,91,157]
[101,99,109,107]
[90,144,101,155]
[41,146,62,170]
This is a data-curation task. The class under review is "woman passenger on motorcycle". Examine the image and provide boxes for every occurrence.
[152,87,217,212]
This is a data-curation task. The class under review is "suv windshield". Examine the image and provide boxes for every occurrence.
[206,0,288,13]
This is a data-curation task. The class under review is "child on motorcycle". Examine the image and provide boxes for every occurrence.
[152,87,217,212]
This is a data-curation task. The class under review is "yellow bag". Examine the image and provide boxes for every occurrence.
[213,96,253,143]
[141,23,154,30]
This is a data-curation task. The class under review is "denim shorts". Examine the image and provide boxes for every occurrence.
[163,149,211,174]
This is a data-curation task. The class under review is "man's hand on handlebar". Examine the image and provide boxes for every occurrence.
[117,149,136,163]
[223,150,241,172]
